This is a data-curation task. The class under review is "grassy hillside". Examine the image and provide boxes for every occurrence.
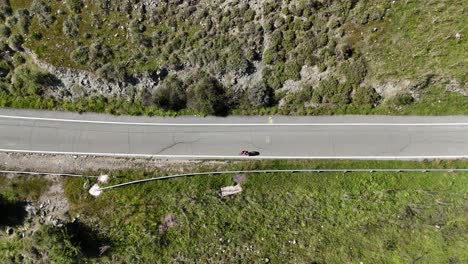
[1,160,467,263]
[0,0,466,115]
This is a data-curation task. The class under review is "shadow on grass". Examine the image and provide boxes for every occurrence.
[0,196,28,227]
[63,221,112,258]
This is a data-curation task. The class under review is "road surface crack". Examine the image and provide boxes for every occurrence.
[156,137,201,154]
[398,135,412,154]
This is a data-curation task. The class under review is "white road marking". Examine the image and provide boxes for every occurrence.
[1,114,468,126]
[0,148,467,160]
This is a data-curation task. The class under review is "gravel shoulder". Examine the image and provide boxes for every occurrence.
[0,152,214,174]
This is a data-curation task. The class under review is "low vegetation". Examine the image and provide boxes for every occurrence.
[0,0,465,116]
[2,160,467,263]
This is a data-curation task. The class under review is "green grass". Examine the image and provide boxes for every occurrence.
[55,160,468,263]
[352,0,468,82]
[2,84,468,116]
[0,92,195,117]
[0,175,50,201]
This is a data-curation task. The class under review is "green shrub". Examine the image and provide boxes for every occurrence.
[16,9,31,34]
[314,77,339,104]
[0,25,11,38]
[66,0,84,14]
[153,75,187,111]
[335,43,353,60]
[12,53,26,66]
[263,1,280,16]
[89,41,113,65]
[353,86,381,106]
[282,30,296,51]
[96,63,119,81]
[0,0,12,21]
[227,55,250,74]
[31,31,43,40]
[247,82,274,108]
[294,82,315,104]
[391,93,414,106]
[70,46,89,65]
[284,59,302,80]
[269,30,283,50]
[8,33,24,50]
[263,64,287,90]
[12,66,48,96]
[31,0,54,28]
[187,72,228,116]
[63,15,81,38]
[0,60,10,78]
[339,56,367,86]
[262,48,277,65]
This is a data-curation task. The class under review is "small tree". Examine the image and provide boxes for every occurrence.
[153,75,186,111]
[187,72,228,116]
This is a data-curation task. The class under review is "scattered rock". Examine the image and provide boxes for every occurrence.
[99,245,111,256]
[159,214,178,233]
[6,227,14,236]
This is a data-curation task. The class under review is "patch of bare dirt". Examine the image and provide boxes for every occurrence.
[35,176,69,225]
[159,214,178,233]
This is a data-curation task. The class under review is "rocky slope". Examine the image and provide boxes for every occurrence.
[0,0,466,115]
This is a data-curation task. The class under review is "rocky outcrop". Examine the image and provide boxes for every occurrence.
[25,48,159,101]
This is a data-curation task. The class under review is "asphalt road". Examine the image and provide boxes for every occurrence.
[1,109,468,159]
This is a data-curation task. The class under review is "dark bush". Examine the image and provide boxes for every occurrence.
[0,61,10,78]
[187,72,228,116]
[0,25,11,37]
[89,41,113,64]
[8,33,24,50]
[96,63,119,81]
[66,0,84,14]
[353,86,381,106]
[263,63,287,90]
[247,82,274,108]
[335,43,353,60]
[391,93,414,106]
[12,66,49,96]
[63,15,81,38]
[225,47,250,74]
[16,9,31,34]
[153,75,186,111]
[31,0,55,28]
[339,57,367,86]
[29,32,42,41]
[314,77,339,104]
[294,82,315,104]
[70,46,89,65]
[284,59,302,80]
[12,53,26,66]
[0,0,12,21]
